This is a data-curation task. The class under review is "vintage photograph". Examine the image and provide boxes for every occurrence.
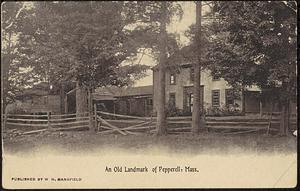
[1,1,297,189]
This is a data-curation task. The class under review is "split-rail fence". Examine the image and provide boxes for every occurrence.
[3,107,296,136]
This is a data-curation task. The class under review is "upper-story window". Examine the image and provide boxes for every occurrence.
[170,73,176,85]
[190,68,194,82]
[212,73,221,81]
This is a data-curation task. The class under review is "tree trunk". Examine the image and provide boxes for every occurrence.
[88,86,94,131]
[279,81,292,136]
[285,99,290,135]
[60,82,65,114]
[279,98,290,136]
[156,2,168,135]
[76,81,88,117]
[279,101,287,135]
[192,1,202,134]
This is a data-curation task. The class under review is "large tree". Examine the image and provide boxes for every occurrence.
[2,1,183,137]
[191,1,202,134]
[15,2,160,115]
[136,2,183,135]
[156,2,168,135]
[203,1,297,135]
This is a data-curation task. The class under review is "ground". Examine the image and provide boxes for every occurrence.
[3,130,297,156]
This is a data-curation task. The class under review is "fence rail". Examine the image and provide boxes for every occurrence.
[3,110,297,136]
[4,112,92,135]
[95,111,297,135]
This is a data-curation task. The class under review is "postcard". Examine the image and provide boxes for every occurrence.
[2,1,297,189]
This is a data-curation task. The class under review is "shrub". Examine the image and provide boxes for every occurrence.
[205,103,242,116]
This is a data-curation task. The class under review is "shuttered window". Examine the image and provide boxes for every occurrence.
[190,68,194,82]
[225,89,234,105]
[212,90,220,107]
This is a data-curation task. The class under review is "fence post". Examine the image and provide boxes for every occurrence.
[89,110,93,132]
[94,104,97,131]
[47,112,51,129]
[259,101,263,118]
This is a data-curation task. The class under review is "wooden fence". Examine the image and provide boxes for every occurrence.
[3,112,91,136]
[3,110,297,136]
[95,111,297,135]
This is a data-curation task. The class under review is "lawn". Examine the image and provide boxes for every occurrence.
[3,130,297,156]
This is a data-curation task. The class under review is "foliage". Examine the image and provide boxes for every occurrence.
[165,99,178,117]
[204,1,296,102]
[2,1,183,111]
[7,1,183,89]
[205,104,242,117]
[1,2,38,105]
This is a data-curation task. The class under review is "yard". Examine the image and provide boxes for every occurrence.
[3,124,297,188]
[3,130,297,156]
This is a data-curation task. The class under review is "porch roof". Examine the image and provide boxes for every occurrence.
[94,85,153,100]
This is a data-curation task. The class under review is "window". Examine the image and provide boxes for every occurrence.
[212,73,220,81]
[212,90,220,107]
[169,93,176,105]
[170,73,176,85]
[190,68,194,82]
[225,89,234,106]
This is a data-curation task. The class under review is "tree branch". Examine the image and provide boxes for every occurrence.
[202,1,213,9]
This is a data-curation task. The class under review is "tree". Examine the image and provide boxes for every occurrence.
[16,2,156,116]
[204,1,296,135]
[191,1,202,134]
[128,2,183,135]
[1,2,37,110]
[3,1,183,135]
[156,1,168,135]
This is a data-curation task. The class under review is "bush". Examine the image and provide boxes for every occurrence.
[165,100,180,117]
[205,103,242,116]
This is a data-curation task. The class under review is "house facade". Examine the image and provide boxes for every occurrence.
[152,63,243,115]
[151,42,297,116]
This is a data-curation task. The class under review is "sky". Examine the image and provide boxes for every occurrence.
[134,2,196,87]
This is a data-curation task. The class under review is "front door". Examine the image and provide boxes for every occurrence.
[183,86,204,114]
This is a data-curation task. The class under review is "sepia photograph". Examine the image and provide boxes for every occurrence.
[1,1,298,189]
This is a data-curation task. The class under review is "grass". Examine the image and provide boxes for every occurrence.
[3,129,297,156]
